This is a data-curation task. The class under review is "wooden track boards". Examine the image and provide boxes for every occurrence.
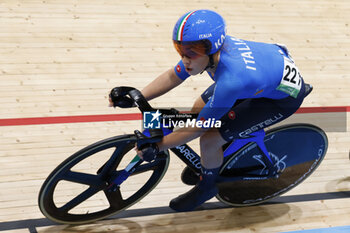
[0,1,349,232]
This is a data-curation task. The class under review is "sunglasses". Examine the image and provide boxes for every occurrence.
[173,40,210,59]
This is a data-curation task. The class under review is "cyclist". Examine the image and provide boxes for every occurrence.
[110,9,307,212]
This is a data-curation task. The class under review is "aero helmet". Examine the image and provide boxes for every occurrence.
[173,9,226,58]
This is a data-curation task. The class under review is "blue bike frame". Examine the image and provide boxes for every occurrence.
[107,126,277,191]
[164,127,277,176]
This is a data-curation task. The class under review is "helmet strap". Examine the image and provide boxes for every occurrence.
[200,54,215,74]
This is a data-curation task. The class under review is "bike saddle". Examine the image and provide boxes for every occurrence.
[304,83,313,97]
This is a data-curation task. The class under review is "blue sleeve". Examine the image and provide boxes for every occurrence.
[174,60,190,81]
[197,74,243,123]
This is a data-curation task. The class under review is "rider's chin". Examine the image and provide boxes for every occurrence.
[187,68,199,76]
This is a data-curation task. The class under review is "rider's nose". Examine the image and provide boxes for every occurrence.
[182,56,191,65]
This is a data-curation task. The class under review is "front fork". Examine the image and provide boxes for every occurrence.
[107,127,172,192]
[107,155,143,192]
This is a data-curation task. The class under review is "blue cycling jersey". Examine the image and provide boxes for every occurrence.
[174,36,293,121]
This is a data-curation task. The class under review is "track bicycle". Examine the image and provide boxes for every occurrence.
[38,85,328,224]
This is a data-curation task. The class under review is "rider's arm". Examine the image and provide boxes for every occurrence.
[141,68,184,101]
[156,75,243,152]
[156,126,206,152]
[142,60,190,101]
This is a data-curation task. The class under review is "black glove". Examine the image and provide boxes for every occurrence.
[109,87,135,108]
[138,143,159,162]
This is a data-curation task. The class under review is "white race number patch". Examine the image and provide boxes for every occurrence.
[276,57,302,98]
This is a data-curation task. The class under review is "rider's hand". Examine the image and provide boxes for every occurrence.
[108,97,114,107]
[109,87,135,108]
[136,143,159,162]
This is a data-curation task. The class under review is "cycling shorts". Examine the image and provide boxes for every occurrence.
[201,81,306,141]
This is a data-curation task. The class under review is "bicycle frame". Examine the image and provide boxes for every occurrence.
[105,125,278,190]
[107,87,278,190]
[159,127,277,178]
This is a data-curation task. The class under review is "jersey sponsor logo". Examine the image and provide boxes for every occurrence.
[228,110,236,120]
[176,64,181,73]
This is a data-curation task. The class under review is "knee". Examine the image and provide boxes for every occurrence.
[200,129,222,150]
[200,132,212,150]
[200,128,227,151]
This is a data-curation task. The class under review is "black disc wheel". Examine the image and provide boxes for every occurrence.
[38,134,169,224]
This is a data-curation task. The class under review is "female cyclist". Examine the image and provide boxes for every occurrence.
[110,9,306,212]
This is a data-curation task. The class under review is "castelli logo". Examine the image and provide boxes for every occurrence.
[228,111,236,120]
[176,65,181,73]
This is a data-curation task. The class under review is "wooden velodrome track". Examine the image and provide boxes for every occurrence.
[1,0,350,232]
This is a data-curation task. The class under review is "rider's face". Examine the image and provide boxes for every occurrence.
[181,55,209,76]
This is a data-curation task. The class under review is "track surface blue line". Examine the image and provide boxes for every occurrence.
[282,225,350,233]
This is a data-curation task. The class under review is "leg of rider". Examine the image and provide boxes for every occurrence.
[200,128,226,168]
[180,96,206,185]
[170,128,227,212]
[181,84,233,185]
[218,83,306,142]
[171,84,224,210]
